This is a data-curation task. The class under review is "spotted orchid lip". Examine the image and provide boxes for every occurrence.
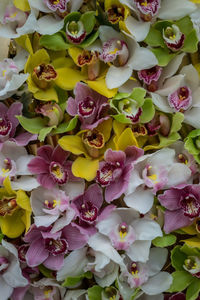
[109,222,136,251]
[80,201,98,223]
[106,4,125,24]
[44,0,69,13]
[0,117,12,138]
[138,66,162,86]
[0,257,9,274]
[78,96,96,118]
[49,161,68,185]
[184,256,200,276]
[134,0,161,18]
[163,25,185,52]
[168,86,192,112]
[96,163,116,186]
[44,238,68,256]
[77,50,99,67]
[18,244,29,263]
[180,195,200,218]
[83,129,105,150]
[100,38,129,67]
[0,197,18,217]
[66,20,86,44]
[2,5,27,27]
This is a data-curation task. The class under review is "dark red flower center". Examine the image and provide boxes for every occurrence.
[18,244,29,263]
[0,117,12,137]
[0,197,17,216]
[80,201,98,223]
[78,96,96,117]
[181,196,200,218]
[49,162,68,185]
[45,238,68,256]
[107,5,125,24]
[96,163,116,186]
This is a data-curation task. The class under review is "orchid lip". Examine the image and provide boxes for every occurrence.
[78,96,96,117]
[138,66,162,85]
[45,0,68,13]
[83,129,105,149]
[18,244,29,263]
[107,5,125,24]
[0,197,18,216]
[96,163,115,186]
[180,196,200,218]
[100,39,129,67]
[0,117,12,137]
[78,50,99,67]
[80,201,98,223]
[163,25,185,52]
[134,0,161,18]
[49,162,68,185]
[0,257,9,274]
[44,238,68,256]
[168,86,192,112]
[66,20,86,44]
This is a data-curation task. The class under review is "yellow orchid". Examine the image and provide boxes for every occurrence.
[13,0,30,11]
[58,119,113,181]
[104,0,130,32]
[25,48,85,102]
[0,177,32,238]
[112,120,138,150]
[68,47,118,98]
[181,220,200,248]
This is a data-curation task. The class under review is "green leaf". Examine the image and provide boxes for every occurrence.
[182,29,198,53]
[62,271,92,287]
[38,126,56,142]
[171,246,187,271]
[145,27,165,47]
[40,33,70,51]
[151,47,176,66]
[186,277,200,300]
[38,264,54,278]
[16,116,48,134]
[88,285,103,300]
[52,116,78,134]
[80,11,96,35]
[168,271,193,293]
[80,30,99,48]
[140,98,155,123]
[152,233,176,248]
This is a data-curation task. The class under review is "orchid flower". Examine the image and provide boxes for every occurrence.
[0,102,36,150]
[0,240,28,300]
[0,141,39,191]
[124,148,192,214]
[98,25,158,89]
[94,208,162,263]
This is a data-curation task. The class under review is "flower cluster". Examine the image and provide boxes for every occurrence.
[0,0,200,299]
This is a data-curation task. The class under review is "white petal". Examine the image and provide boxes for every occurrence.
[0,73,28,100]
[57,248,88,281]
[184,108,200,128]
[142,272,173,295]
[13,49,29,71]
[99,25,122,43]
[132,219,162,241]
[130,47,158,70]
[64,290,86,300]
[118,79,141,93]
[16,10,38,36]
[88,233,124,266]
[16,155,35,175]
[192,87,200,108]
[36,15,64,35]
[29,0,51,12]
[70,0,83,12]
[0,277,13,300]
[51,209,75,233]
[11,177,39,191]
[125,16,150,42]
[159,53,185,84]
[147,248,168,276]
[124,189,154,214]
[1,141,27,159]
[61,180,85,200]
[158,0,196,20]
[95,263,119,287]
[167,163,191,188]
[34,215,58,228]
[180,65,200,91]
[157,75,184,97]
[126,240,151,262]
[0,37,10,60]
[138,293,164,300]
[125,168,144,195]
[151,93,173,113]
[106,65,133,89]
[148,148,175,167]
[96,213,121,236]
[2,240,18,257]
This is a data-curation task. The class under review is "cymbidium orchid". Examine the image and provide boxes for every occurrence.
[158,184,200,233]
[124,148,192,214]
[98,25,158,89]
[0,141,39,191]
[0,239,28,300]
[95,208,162,262]
[119,248,172,295]
[0,177,32,238]
[0,102,36,149]
[104,0,130,31]
[24,223,88,271]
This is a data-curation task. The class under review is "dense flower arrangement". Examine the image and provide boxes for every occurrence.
[1,0,200,299]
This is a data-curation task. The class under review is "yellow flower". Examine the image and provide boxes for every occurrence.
[25,49,85,102]
[113,120,138,150]
[0,177,32,238]
[13,0,30,11]
[59,119,113,181]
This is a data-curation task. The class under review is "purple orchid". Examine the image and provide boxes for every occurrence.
[0,102,36,150]
[96,146,144,203]
[24,224,88,271]
[138,66,162,92]
[72,183,115,226]
[28,145,79,189]
[158,184,200,233]
[67,82,110,129]
[134,0,161,21]
[44,0,69,13]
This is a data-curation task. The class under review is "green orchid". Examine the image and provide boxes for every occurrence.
[40,11,99,51]
[185,129,200,164]
[145,16,198,66]
[110,87,155,124]
[169,244,200,300]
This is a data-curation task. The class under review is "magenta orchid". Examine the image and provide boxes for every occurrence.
[96,146,143,203]
[158,184,200,233]
[67,82,110,129]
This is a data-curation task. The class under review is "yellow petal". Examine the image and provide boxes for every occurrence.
[16,35,33,54]
[182,237,200,248]
[72,157,99,181]
[181,225,197,235]
[68,47,83,65]
[16,190,32,212]
[25,49,50,73]
[52,57,75,69]
[59,135,87,156]
[55,68,86,90]
[13,0,30,11]
[27,76,39,94]
[116,128,138,151]
[34,86,58,102]
[3,177,15,196]
[113,120,126,137]
[86,76,118,98]
[0,209,25,238]
[96,118,113,142]
[21,211,31,233]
